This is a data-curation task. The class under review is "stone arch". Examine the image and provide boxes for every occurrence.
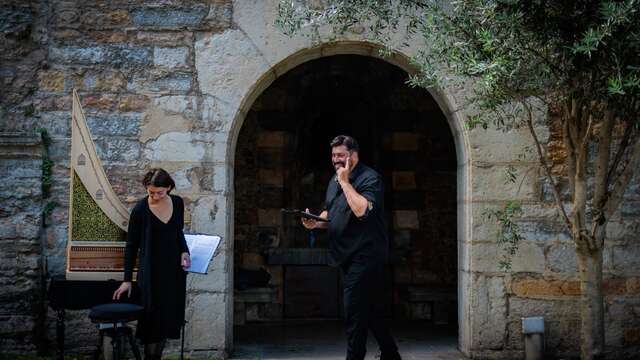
[222,41,472,354]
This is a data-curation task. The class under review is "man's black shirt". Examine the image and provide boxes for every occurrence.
[325,162,388,266]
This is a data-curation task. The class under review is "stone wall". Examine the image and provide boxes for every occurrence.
[0,1,47,355]
[465,118,640,358]
[0,0,639,358]
[2,0,234,356]
[0,133,45,353]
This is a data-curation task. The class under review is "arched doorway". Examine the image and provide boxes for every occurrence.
[232,54,459,358]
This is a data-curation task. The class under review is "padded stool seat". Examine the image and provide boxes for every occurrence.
[89,303,144,323]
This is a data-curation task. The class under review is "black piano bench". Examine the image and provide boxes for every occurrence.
[89,303,144,360]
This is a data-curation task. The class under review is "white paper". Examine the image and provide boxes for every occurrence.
[184,233,221,274]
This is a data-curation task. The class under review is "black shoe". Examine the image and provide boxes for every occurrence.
[379,352,402,360]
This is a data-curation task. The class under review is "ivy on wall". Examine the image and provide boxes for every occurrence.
[36,128,57,226]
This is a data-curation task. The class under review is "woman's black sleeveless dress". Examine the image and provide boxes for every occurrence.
[136,202,187,343]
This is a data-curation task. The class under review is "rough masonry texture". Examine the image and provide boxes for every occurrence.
[1,0,639,359]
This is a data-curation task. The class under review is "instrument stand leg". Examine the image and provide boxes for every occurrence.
[180,320,187,360]
[56,309,65,360]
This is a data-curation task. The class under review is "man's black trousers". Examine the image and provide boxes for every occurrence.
[341,254,400,360]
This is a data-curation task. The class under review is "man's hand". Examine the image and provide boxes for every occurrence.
[336,154,351,185]
[301,208,318,229]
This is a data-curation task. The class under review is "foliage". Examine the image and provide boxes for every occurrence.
[37,127,58,226]
[276,0,640,261]
[36,127,53,198]
[277,0,639,129]
[483,201,523,270]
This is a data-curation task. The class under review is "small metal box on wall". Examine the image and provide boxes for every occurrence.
[66,89,137,280]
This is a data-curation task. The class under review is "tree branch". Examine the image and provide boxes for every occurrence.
[523,100,573,231]
[576,106,594,178]
[563,100,578,199]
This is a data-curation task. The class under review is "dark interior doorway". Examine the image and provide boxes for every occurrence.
[233,54,458,348]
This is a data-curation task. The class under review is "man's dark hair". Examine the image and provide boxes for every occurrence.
[142,168,175,192]
[330,135,359,152]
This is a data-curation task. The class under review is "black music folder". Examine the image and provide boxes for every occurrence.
[281,208,330,222]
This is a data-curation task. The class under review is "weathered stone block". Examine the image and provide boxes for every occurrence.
[196,29,270,103]
[135,31,194,46]
[604,278,627,296]
[204,2,233,30]
[468,126,546,163]
[82,94,119,111]
[189,262,228,293]
[128,73,192,93]
[509,242,545,273]
[144,132,205,162]
[95,70,128,92]
[185,292,226,350]
[515,220,571,242]
[38,70,65,92]
[546,243,577,273]
[94,138,141,164]
[627,277,640,294]
[154,47,189,69]
[153,95,198,115]
[511,278,580,299]
[49,46,106,64]
[471,275,507,349]
[109,46,153,67]
[613,245,640,274]
[86,113,142,136]
[200,95,234,132]
[131,6,207,28]
[49,46,152,67]
[118,94,149,112]
[508,297,579,321]
[471,163,539,201]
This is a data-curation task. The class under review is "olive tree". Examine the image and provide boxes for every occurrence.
[277,1,640,358]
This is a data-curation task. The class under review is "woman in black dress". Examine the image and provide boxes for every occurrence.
[113,168,191,360]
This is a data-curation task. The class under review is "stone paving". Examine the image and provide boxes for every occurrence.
[231,321,466,360]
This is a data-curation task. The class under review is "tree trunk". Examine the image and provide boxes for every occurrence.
[576,244,605,360]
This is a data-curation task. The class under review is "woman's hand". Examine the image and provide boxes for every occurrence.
[181,252,191,270]
[113,282,132,300]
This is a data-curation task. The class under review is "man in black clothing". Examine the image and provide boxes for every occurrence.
[302,135,401,360]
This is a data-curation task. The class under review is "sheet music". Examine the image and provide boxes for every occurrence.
[184,234,221,274]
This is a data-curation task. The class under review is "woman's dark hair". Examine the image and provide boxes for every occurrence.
[142,168,175,191]
[330,135,359,152]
